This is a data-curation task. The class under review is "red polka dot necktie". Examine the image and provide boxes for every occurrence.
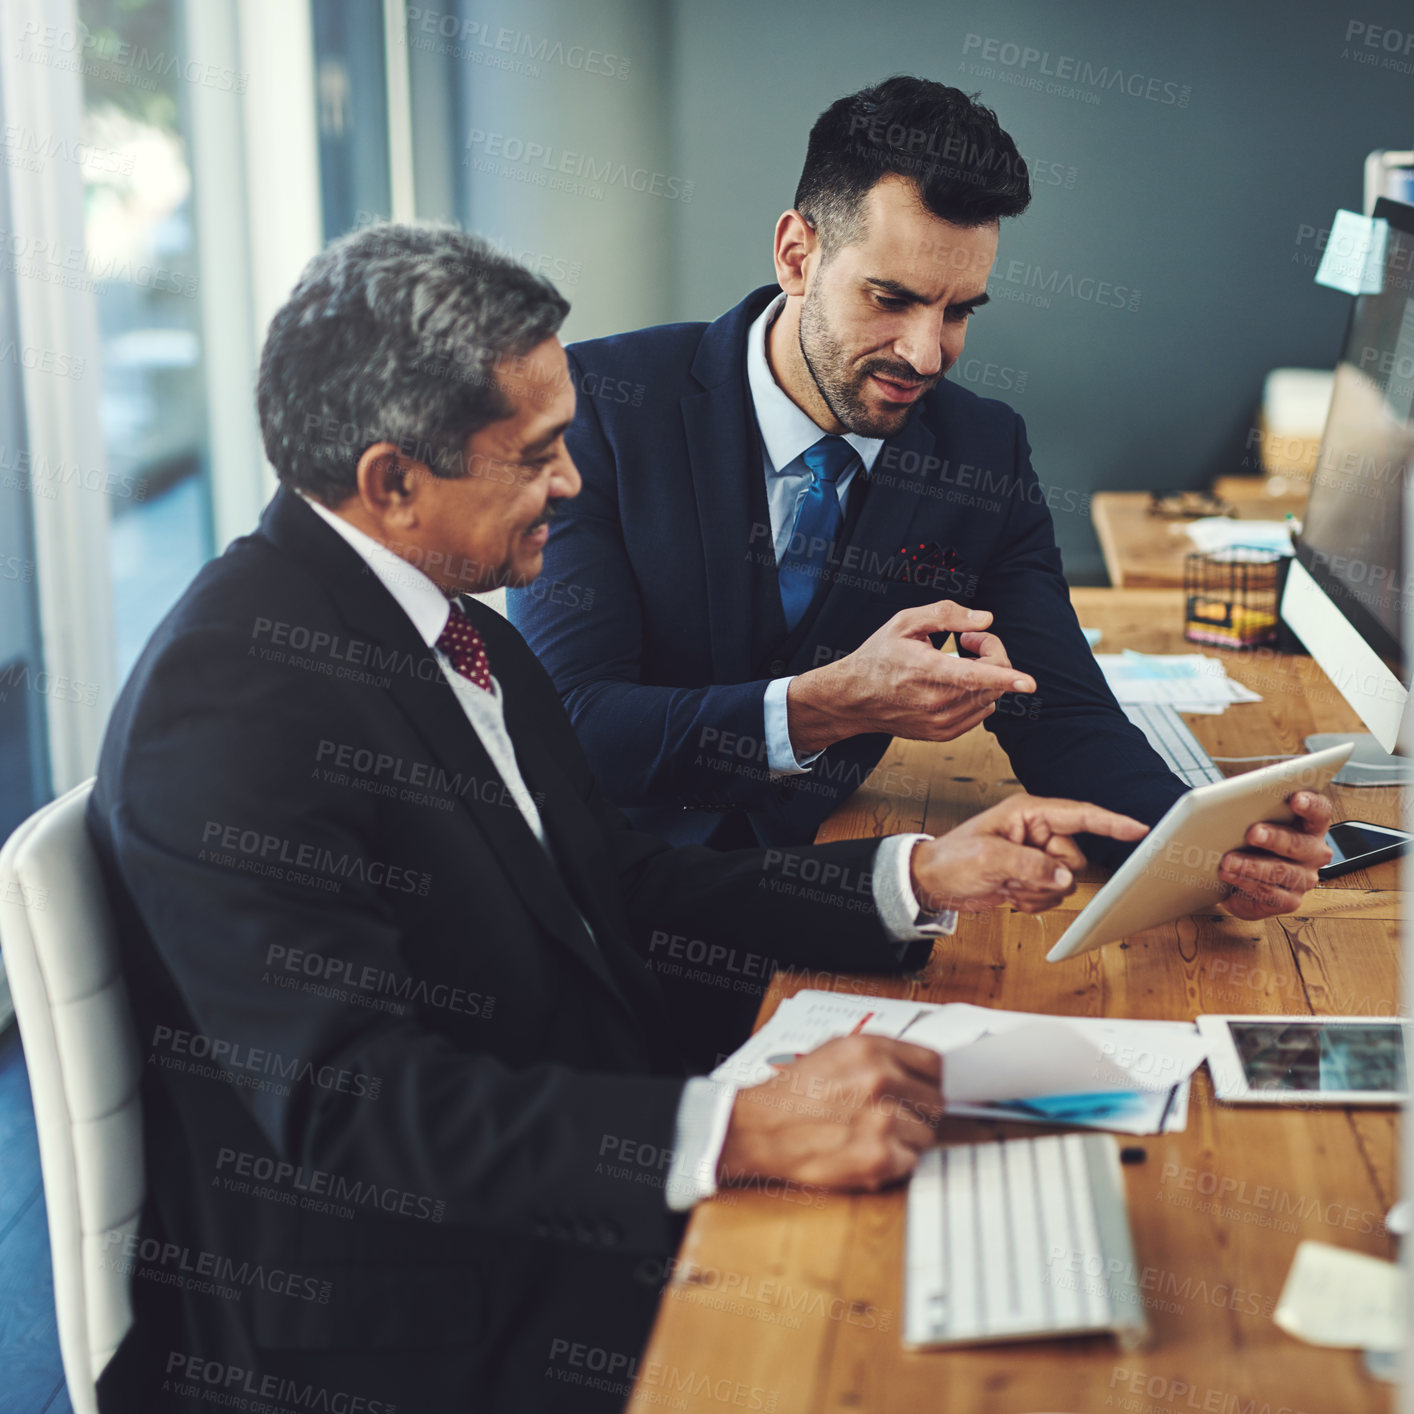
[435,603,493,692]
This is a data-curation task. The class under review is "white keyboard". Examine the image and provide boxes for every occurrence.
[904,1134,1146,1349]
[1121,701,1225,788]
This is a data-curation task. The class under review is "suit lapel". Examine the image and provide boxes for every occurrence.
[386,666,633,1005]
[500,699,677,1055]
[259,492,638,1015]
[681,377,761,685]
[682,286,783,684]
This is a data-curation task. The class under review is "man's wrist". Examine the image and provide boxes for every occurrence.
[764,676,822,774]
[786,666,850,755]
[909,846,962,924]
[881,835,958,938]
[908,838,935,912]
[715,1090,767,1188]
[665,1077,738,1211]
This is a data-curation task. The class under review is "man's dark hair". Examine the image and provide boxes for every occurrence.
[793,76,1031,254]
[257,222,570,505]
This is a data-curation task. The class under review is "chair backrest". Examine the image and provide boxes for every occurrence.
[0,780,144,1414]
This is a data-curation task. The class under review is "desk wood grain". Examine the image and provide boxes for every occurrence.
[1092,491,1307,589]
[628,588,1400,1414]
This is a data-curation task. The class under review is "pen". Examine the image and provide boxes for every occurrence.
[1156,1084,1179,1132]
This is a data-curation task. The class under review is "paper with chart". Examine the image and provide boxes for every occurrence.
[711,991,1208,1135]
[709,991,927,1088]
[900,1003,1206,1134]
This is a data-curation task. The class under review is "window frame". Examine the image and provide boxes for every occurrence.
[0,0,326,788]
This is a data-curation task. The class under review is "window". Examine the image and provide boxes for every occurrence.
[0,76,49,860]
[77,0,215,677]
[312,0,392,241]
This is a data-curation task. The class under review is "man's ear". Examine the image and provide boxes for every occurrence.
[355,442,426,525]
[773,209,818,297]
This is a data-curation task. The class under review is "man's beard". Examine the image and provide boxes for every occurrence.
[797,282,939,438]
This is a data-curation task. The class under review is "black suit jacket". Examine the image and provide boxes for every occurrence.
[87,489,929,1414]
[508,285,1189,864]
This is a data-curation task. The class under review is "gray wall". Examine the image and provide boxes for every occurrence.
[661,0,1414,581]
[409,0,675,345]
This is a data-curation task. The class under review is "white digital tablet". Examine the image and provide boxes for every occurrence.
[1197,1015,1409,1105]
[1045,743,1352,963]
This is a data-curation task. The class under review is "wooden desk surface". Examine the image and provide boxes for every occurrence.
[628,588,1401,1414]
[1093,482,1307,589]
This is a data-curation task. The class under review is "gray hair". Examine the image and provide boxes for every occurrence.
[256,221,570,505]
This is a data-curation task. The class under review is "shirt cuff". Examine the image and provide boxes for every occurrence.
[872,834,959,942]
[764,675,824,775]
[665,1077,738,1211]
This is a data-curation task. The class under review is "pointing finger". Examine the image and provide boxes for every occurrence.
[1019,799,1150,842]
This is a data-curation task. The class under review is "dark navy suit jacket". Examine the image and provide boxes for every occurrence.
[88,489,922,1414]
[509,285,1188,864]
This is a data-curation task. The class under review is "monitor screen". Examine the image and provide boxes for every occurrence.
[1294,198,1414,682]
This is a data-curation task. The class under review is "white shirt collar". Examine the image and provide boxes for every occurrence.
[744,292,886,476]
[301,493,452,648]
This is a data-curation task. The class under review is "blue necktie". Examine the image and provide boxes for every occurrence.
[777,435,856,630]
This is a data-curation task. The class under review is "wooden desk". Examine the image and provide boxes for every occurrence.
[1093,481,1307,589]
[628,588,1401,1414]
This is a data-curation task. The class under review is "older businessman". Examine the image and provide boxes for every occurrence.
[87,223,1149,1414]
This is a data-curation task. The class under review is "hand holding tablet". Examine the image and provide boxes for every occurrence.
[1046,743,1352,962]
[1218,785,1334,919]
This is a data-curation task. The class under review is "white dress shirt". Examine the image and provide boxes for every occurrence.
[301,494,953,1213]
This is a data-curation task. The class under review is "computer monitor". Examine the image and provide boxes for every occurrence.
[1281,197,1414,783]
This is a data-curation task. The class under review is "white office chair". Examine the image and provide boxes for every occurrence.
[0,780,144,1414]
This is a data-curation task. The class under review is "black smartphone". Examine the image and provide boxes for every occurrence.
[1318,820,1414,880]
